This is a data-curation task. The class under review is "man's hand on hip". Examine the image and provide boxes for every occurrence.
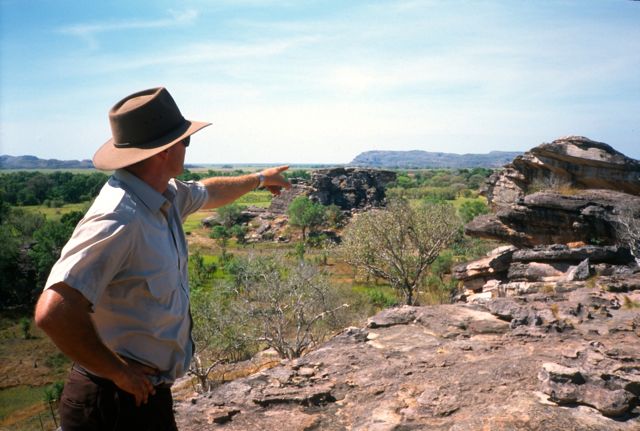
[113,357,159,407]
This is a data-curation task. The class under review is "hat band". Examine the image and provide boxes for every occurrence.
[113,120,189,149]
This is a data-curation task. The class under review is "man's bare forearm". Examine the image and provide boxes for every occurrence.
[200,165,291,209]
[35,283,157,405]
[35,283,128,378]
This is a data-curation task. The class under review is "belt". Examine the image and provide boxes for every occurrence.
[72,363,173,390]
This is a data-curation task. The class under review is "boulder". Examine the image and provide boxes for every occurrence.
[484,136,640,208]
[268,168,396,215]
[308,167,396,210]
[453,245,515,281]
[512,244,635,265]
[268,183,312,214]
[465,190,640,247]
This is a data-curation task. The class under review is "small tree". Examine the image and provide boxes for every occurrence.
[339,199,461,305]
[210,226,232,261]
[287,196,326,241]
[216,203,246,228]
[189,285,254,392]
[231,256,348,359]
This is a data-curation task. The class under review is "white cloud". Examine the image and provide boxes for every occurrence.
[57,9,199,49]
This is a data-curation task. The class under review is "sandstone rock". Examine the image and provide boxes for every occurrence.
[465,190,640,247]
[512,244,635,265]
[508,261,574,282]
[268,183,312,214]
[453,245,515,281]
[268,168,396,216]
[175,296,640,430]
[366,305,417,328]
[568,258,591,281]
[484,136,640,209]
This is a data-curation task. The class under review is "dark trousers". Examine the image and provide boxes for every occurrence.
[60,366,178,431]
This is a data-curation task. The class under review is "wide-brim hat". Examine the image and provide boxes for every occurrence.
[93,87,211,170]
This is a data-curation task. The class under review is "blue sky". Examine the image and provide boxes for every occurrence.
[1,0,639,164]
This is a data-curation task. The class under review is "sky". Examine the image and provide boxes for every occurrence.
[1,0,639,165]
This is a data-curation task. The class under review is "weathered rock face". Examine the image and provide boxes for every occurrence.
[267,168,396,215]
[465,189,640,247]
[175,290,640,430]
[484,136,640,208]
[308,168,396,210]
[267,183,312,215]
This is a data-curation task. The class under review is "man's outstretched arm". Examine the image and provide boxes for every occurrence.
[200,165,291,209]
[35,283,157,406]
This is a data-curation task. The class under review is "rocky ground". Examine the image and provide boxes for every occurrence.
[174,285,639,430]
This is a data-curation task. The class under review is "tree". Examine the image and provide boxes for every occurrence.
[339,199,461,305]
[30,211,84,287]
[189,284,253,392]
[215,203,246,228]
[231,256,348,359]
[210,226,232,261]
[287,196,326,241]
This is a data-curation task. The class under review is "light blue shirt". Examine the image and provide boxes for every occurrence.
[45,169,208,384]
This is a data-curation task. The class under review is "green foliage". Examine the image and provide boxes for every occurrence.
[19,317,32,340]
[189,250,217,291]
[283,169,311,181]
[177,169,202,181]
[210,225,231,247]
[190,284,255,364]
[340,199,462,305]
[287,196,326,240]
[458,199,489,223]
[230,255,348,359]
[29,212,82,286]
[325,204,345,228]
[365,287,399,308]
[215,203,246,228]
[43,381,64,404]
[0,171,107,206]
[430,250,455,278]
[44,352,70,371]
[231,224,248,245]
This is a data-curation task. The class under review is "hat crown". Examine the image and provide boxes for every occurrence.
[109,87,186,148]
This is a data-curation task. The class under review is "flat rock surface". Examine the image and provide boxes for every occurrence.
[175,290,640,430]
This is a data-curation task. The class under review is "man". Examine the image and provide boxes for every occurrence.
[34,87,291,430]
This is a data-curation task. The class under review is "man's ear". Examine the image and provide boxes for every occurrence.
[156,149,171,160]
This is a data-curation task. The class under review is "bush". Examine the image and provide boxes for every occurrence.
[340,199,461,305]
[230,256,348,359]
[458,199,489,224]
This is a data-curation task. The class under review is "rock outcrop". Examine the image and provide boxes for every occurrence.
[245,168,396,241]
[484,136,640,209]
[175,295,640,430]
[268,168,396,214]
[465,189,640,247]
[459,137,640,302]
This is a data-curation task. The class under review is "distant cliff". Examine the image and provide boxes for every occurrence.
[350,150,521,168]
[0,155,94,169]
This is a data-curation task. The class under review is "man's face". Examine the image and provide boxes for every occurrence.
[167,138,188,177]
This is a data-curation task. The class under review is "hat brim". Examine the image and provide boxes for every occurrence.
[93,119,211,171]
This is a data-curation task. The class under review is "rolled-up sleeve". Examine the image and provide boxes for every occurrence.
[45,212,135,306]
[172,179,208,221]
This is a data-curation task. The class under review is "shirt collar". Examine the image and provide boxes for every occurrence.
[114,169,169,214]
